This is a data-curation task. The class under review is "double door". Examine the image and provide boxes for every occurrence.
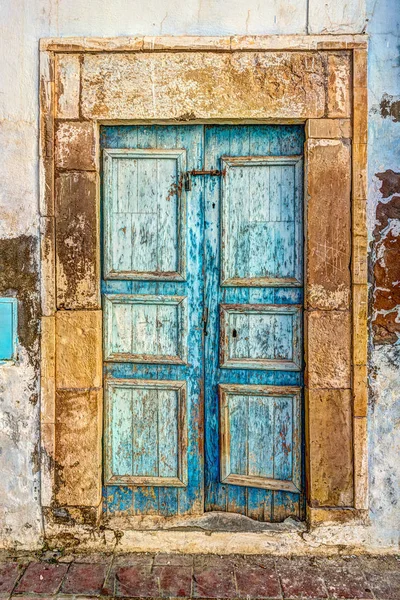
[101,124,304,522]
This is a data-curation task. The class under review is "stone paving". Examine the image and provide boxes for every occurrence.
[0,554,399,599]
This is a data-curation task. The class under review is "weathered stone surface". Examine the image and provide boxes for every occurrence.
[353,87,368,143]
[353,143,368,199]
[353,234,368,285]
[306,311,351,388]
[55,121,97,171]
[41,422,55,507]
[81,52,326,121]
[354,417,368,509]
[307,388,353,507]
[305,139,351,310]
[41,316,55,424]
[55,171,100,309]
[353,364,368,417]
[353,284,368,365]
[39,51,54,217]
[306,118,351,139]
[55,310,102,389]
[353,49,368,89]
[327,52,352,118]
[353,196,367,237]
[40,216,56,315]
[55,389,102,506]
[55,54,80,119]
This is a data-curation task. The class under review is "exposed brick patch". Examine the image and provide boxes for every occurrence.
[15,562,68,594]
[372,170,400,344]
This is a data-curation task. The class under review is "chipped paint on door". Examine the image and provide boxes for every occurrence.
[101,124,304,521]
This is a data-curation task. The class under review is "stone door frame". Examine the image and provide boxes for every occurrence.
[39,34,368,546]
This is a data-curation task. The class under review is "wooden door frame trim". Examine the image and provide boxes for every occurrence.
[39,34,368,543]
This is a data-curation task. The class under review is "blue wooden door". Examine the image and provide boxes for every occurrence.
[203,126,304,521]
[101,124,304,521]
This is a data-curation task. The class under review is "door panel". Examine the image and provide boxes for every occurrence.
[104,294,187,364]
[220,156,303,286]
[104,378,187,487]
[219,385,301,493]
[220,304,302,371]
[101,124,304,521]
[203,125,304,521]
[101,125,204,516]
[103,148,186,280]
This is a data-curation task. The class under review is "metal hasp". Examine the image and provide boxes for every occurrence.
[184,168,225,191]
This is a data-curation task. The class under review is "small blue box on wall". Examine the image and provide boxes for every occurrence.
[0,298,18,362]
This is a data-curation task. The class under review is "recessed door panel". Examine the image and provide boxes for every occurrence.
[219,384,301,493]
[103,148,186,280]
[220,304,302,371]
[221,156,302,287]
[105,379,187,487]
[104,294,187,364]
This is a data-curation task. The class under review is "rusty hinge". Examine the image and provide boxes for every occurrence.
[184,169,225,191]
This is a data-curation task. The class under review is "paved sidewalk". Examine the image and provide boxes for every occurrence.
[0,553,399,599]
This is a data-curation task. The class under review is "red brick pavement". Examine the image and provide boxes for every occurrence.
[0,553,398,599]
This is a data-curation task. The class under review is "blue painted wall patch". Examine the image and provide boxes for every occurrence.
[0,298,18,362]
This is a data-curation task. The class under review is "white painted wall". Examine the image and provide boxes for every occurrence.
[1,0,398,551]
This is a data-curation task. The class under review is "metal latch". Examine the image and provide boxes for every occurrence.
[184,169,225,191]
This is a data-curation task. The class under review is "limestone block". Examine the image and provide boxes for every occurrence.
[352,143,368,200]
[81,52,326,121]
[353,49,367,89]
[305,139,351,310]
[55,310,102,390]
[353,364,368,417]
[55,54,80,119]
[305,119,351,139]
[353,234,368,285]
[41,422,55,507]
[55,389,102,506]
[40,216,56,316]
[55,171,100,309]
[353,284,368,365]
[353,196,367,238]
[306,311,351,388]
[55,121,97,171]
[327,53,352,118]
[354,416,368,510]
[353,87,368,144]
[41,315,55,424]
[306,388,353,507]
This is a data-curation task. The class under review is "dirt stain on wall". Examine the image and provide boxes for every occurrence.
[0,235,40,366]
[380,93,400,123]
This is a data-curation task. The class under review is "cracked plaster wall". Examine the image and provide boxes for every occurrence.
[366,0,400,550]
[0,0,399,551]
